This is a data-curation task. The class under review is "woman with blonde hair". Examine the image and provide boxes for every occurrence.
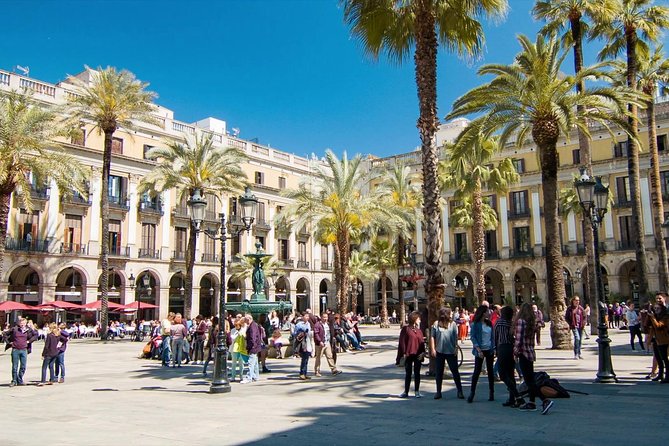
[230,317,248,382]
[38,323,60,386]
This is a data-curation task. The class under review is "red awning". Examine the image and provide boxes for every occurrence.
[82,300,124,310]
[118,301,159,311]
[36,301,84,310]
[0,301,35,312]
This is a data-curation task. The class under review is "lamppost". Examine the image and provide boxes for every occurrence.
[574,169,617,383]
[188,186,258,394]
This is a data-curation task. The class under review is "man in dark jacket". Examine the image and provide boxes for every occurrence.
[314,313,342,377]
[3,317,38,386]
[242,314,262,383]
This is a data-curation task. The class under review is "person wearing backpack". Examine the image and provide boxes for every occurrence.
[294,312,313,381]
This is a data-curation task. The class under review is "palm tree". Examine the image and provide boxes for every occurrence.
[635,47,669,291]
[367,238,397,328]
[592,0,669,299]
[533,0,616,324]
[67,67,157,338]
[0,90,87,284]
[348,250,376,315]
[342,0,508,326]
[439,134,519,304]
[447,34,641,348]
[138,133,247,319]
[229,254,287,297]
[376,161,422,326]
[279,150,398,313]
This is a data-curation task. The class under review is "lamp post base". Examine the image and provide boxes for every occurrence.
[209,382,232,394]
[209,350,232,394]
[594,322,618,384]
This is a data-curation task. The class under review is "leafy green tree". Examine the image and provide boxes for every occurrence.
[342,0,508,326]
[593,0,669,299]
[0,90,86,285]
[367,238,397,328]
[440,134,519,303]
[447,34,641,348]
[139,133,247,318]
[67,67,157,338]
[348,250,376,315]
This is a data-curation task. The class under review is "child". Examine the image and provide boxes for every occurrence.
[55,322,69,383]
[270,329,284,359]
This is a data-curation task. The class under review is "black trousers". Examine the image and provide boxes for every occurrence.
[629,325,644,350]
[470,349,494,395]
[404,354,422,393]
[496,344,519,401]
[652,339,669,380]
[434,352,462,394]
[518,354,545,403]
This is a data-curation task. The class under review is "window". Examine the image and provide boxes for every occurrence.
[483,194,497,211]
[109,219,122,254]
[108,175,126,204]
[298,241,307,262]
[203,234,215,258]
[71,128,86,146]
[513,226,531,253]
[111,137,123,155]
[141,223,156,254]
[321,245,328,264]
[257,202,266,224]
[278,239,289,260]
[510,190,529,215]
[279,177,286,189]
[455,233,468,257]
[619,215,633,249]
[614,140,628,158]
[143,144,156,160]
[658,134,667,152]
[661,171,669,199]
[256,236,265,250]
[616,176,631,205]
[229,197,238,217]
[64,214,82,251]
[512,158,525,174]
[19,210,39,242]
[174,227,187,256]
[254,171,264,185]
[231,234,241,256]
[572,149,581,165]
[485,230,497,255]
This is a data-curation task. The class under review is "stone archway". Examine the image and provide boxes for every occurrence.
[8,265,41,304]
[134,271,159,320]
[169,273,186,315]
[296,277,311,313]
[618,260,637,303]
[55,267,86,310]
[513,267,537,306]
[227,277,243,303]
[484,269,504,305]
[452,271,474,310]
[319,279,333,312]
[199,273,218,317]
[274,276,290,302]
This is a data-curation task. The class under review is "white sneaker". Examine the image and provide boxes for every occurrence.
[415,391,422,398]
[573,355,578,360]
[399,392,408,398]
[240,379,251,384]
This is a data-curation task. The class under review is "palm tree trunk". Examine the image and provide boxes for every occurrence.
[184,220,197,319]
[99,129,113,340]
[472,178,485,304]
[626,31,649,300]
[336,232,350,313]
[570,15,599,334]
[646,99,669,291]
[397,237,406,326]
[350,276,358,313]
[0,187,13,291]
[380,270,389,328]
[414,1,444,328]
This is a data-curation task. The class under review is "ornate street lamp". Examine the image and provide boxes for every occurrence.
[575,169,617,383]
[188,186,257,394]
[128,273,136,291]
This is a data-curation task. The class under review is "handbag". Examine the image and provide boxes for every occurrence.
[397,356,406,367]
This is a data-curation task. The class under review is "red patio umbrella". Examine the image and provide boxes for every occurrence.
[0,301,35,311]
[118,301,159,311]
[36,301,84,310]
[82,300,124,311]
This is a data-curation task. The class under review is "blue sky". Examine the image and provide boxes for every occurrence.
[1,1,666,158]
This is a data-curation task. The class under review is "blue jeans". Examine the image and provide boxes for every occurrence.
[231,352,246,380]
[346,333,361,349]
[572,328,583,356]
[172,339,184,366]
[41,356,57,383]
[246,353,260,381]
[161,335,172,365]
[11,349,28,384]
[299,351,310,376]
[55,352,65,379]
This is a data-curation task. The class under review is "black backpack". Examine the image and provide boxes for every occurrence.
[534,371,570,399]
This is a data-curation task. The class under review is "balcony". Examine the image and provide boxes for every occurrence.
[138,249,161,259]
[138,200,163,216]
[30,186,50,202]
[202,253,219,263]
[277,259,294,268]
[204,210,219,222]
[449,253,472,264]
[61,192,91,207]
[321,261,333,270]
[5,237,49,253]
[255,219,271,231]
[576,244,586,255]
[509,249,534,259]
[297,260,310,269]
[60,243,87,255]
[485,250,499,260]
[108,195,129,211]
[228,215,245,227]
[109,245,130,257]
[297,226,311,240]
[172,206,189,220]
[507,209,531,220]
[617,240,635,251]
[172,251,186,261]
[562,245,570,256]
[614,198,632,208]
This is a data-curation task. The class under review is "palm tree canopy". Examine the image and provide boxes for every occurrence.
[533,0,616,47]
[228,254,287,284]
[67,66,158,132]
[138,132,248,204]
[449,196,499,229]
[341,0,508,64]
[592,0,669,63]
[447,34,644,147]
[376,161,423,241]
[367,238,397,272]
[626,45,669,95]
[349,250,377,281]
[0,90,87,208]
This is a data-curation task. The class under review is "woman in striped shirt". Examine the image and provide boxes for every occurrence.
[494,306,523,408]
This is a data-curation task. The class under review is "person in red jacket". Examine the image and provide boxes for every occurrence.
[565,296,586,360]
[397,311,425,398]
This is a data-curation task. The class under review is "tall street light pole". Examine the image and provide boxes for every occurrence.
[188,187,258,394]
[574,169,617,383]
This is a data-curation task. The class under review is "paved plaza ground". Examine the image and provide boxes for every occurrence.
[1,324,668,446]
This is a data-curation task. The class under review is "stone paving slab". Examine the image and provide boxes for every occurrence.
[1,325,667,446]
